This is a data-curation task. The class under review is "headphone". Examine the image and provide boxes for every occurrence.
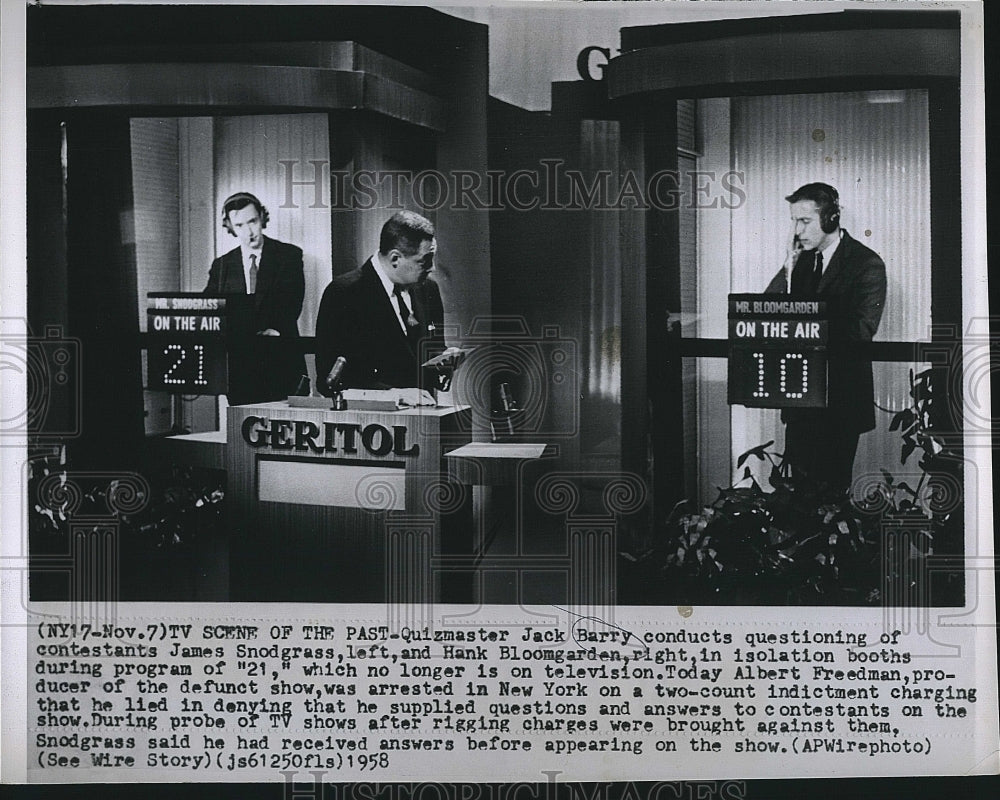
[817,185,841,234]
[221,192,270,235]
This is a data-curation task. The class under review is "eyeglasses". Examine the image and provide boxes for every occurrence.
[404,252,434,269]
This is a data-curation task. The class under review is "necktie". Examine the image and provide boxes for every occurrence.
[394,286,411,332]
[248,253,258,294]
[812,251,823,293]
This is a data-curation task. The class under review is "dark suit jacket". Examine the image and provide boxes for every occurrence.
[204,236,306,402]
[765,229,886,432]
[315,259,445,392]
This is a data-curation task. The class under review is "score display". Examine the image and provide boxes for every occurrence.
[146,294,229,394]
[727,294,828,409]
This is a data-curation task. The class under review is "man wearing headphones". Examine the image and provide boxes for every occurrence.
[205,192,306,404]
[765,182,887,493]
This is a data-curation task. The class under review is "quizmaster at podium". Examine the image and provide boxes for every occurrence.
[315,211,453,395]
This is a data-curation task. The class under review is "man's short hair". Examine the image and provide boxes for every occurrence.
[222,192,269,235]
[785,182,840,219]
[379,211,435,256]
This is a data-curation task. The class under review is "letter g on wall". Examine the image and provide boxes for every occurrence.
[577,46,611,82]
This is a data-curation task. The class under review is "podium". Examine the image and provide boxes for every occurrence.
[226,401,472,602]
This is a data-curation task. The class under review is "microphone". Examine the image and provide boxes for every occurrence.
[325,356,347,390]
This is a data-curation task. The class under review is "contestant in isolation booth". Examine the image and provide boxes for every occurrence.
[764,182,886,494]
[314,211,449,394]
[204,191,306,404]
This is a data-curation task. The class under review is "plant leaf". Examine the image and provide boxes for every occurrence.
[890,408,914,432]
[737,441,774,468]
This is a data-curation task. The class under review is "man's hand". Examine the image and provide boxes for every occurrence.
[436,346,465,370]
[257,328,280,336]
[783,231,804,271]
[395,388,438,407]
[433,347,466,392]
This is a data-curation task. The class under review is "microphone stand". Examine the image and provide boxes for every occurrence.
[325,356,348,410]
[330,382,347,411]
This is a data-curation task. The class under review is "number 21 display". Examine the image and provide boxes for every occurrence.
[146,294,229,394]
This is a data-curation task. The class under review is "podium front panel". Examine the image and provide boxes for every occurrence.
[226,401,471,602]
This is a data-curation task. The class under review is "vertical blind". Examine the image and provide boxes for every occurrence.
[730,90,931,341]
[130,118,180,333]
[581,119,623,404]
[214,114,332,337]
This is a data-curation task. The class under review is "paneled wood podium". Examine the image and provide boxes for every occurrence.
[226,401,472,602]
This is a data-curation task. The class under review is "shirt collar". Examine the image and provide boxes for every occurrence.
[241,243,263,268]
[818,230,842,266]
[372,253,405,298]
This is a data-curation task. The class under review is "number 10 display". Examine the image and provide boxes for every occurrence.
[727,294,828,409]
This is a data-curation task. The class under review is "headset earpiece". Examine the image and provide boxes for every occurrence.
[221,192,269,235]
[820,210,838,234]
[818,185,841,234]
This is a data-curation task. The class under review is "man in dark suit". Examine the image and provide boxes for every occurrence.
[315,211,448,393]
[765,183,886,493]
[205,192,306,404]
